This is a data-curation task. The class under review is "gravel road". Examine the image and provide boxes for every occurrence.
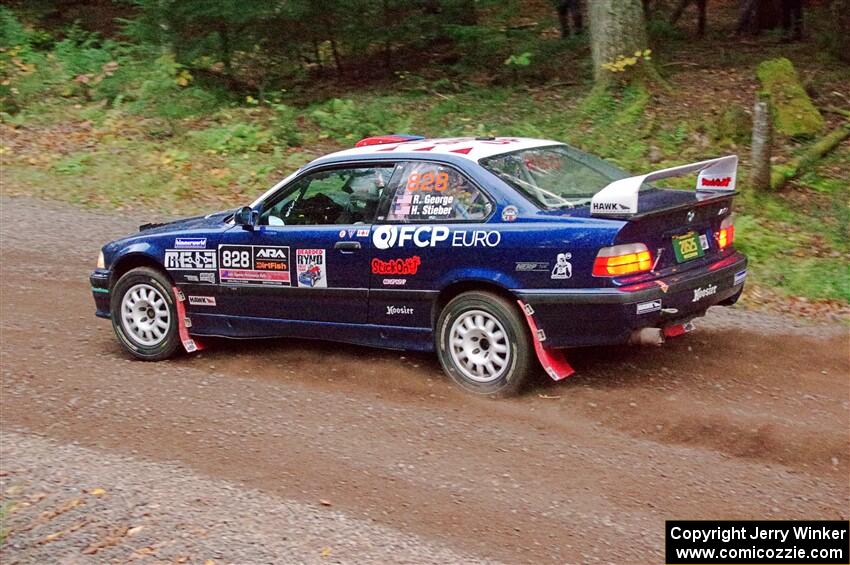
[1,196,848,564]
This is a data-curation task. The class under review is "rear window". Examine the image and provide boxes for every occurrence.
[480,145,627,209]
[385,161,492,222]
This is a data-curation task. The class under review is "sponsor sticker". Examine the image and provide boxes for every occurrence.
[406,171,449,192]
[188,296,216,306]
[356,228,369,238]
[219,245,291,286]
[692,284,718,302]
[174,237,207,249]
[636,300,662,315]
[373,225,501,249]
[700,176,732,188]
[591,201,630,214]
[501,205,518,222]
[164,250,216,271]
[551,252,572,280]
[371,256,421,276]
[386,305,414,315]
[296,249,327,288]
[382,278,407,286]
[699,233,710,251]
[199,272,216,284]
[734,269,747,286]
[409,194,454,218]
[515,261,549,272]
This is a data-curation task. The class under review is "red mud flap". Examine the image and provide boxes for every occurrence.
[517,301,575,381]
[173,287,205,353]
[663,321,696,338]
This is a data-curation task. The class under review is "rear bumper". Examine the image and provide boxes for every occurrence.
[514,252,747,348]
[90,269,111,318]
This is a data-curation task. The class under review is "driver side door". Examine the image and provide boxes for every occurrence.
[216,164,395,325]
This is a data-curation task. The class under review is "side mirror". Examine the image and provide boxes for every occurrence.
[234,206,259,230]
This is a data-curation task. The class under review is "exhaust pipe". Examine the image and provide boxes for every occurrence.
[629,327,665,346]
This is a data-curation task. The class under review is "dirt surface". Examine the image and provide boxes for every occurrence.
[1,196,848,564]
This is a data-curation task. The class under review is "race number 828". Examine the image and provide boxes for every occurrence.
[407,171,450,192]
[221,249,251,268]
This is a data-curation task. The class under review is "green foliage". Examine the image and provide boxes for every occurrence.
[0,6,29,48]
[736,214,849,302]
[271,102,302,146]
[647,17,686,42]
[504,52,532,67]
[53,24,116,77]
[53,153,91,174]
[574,84,652,169]
[707,106,751,145]
[189,122,274,154]
[756,58,824,139]
[309,98,411,143]
[127,53,220,123]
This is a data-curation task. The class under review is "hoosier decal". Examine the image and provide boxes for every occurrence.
[692,284,717,302]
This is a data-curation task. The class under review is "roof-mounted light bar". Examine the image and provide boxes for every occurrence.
[354,134,425,148]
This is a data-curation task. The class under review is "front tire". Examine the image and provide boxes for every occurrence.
[110,267,180,361]
[436,291,535,396]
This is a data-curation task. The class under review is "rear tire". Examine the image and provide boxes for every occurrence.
[436,291,535,396]
[110,267,180,361]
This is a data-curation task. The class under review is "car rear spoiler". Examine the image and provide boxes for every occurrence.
[590,155,738,217]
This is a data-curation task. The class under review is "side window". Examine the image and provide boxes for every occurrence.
[385,162,492,222]
[260,166,394,226]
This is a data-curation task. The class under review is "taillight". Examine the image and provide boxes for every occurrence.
[593,243,653,277]
[717,216,735,250]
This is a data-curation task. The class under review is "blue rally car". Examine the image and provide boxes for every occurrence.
[90,136,747,396]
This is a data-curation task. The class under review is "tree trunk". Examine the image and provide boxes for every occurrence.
[751,98,773,192]
[770,123,850,190]
[219,26,233,79]
[589,0,651,85]
[829,0,850,62]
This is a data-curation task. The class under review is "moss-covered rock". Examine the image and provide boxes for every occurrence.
[708,106,752,145]
[756,57,824,139]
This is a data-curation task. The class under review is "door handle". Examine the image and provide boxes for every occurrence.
[334,241,361,252]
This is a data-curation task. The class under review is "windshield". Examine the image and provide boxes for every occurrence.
[480,145,627,208]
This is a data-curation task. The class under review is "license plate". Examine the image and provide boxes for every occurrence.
[672,231,705,263]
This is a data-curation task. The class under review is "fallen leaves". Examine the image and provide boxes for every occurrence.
[40,519,91,545]
[39,497,85,522]
[81,525,129,555]
[88,487,107,497]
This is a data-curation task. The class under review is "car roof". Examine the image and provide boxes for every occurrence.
[311,137,563,165]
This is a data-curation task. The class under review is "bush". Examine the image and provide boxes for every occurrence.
[126,53,221,124]
[309,98,411,143]
[271,102,302,146]
[0,6,28,48]
[189,122,274,154]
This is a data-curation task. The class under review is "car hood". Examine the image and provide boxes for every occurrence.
[136,208,237,235]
